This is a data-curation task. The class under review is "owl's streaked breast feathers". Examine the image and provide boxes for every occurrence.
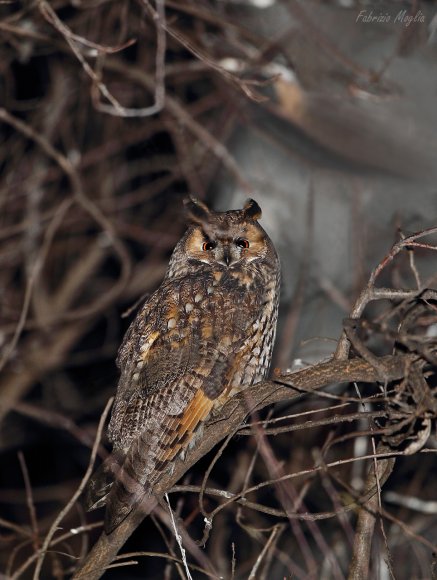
[85,197,281,533]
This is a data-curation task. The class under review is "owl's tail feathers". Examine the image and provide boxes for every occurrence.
[84,450,125,512]
[103,459,151,534]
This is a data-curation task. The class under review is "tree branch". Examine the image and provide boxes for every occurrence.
[73,353,411,579]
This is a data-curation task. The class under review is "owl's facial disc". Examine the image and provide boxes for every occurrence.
[186,223,266,268]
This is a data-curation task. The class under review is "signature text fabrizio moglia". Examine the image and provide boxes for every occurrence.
[356,10,425,27]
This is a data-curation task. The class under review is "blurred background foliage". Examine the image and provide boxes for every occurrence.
[1,0,437,577]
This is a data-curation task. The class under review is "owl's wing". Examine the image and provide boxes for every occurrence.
[89,274,264,531]
[109,274,262,447]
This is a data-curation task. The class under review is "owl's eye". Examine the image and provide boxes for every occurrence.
[235,238,250,249]
[202,241,216,251]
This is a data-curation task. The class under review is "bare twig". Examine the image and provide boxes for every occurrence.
[164,494,193,580]
[31,398,113,580]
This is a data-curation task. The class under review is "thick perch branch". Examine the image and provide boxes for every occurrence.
[73,353,410,579]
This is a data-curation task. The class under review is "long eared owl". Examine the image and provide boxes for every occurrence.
[86,197,281,533]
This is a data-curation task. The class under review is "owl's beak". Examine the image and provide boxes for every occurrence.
[222,247,232,267]
[217,244,239,267]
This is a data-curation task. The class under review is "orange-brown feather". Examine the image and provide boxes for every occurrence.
[157,390,215,464]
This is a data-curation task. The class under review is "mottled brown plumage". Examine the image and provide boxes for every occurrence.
[85,198,281,533]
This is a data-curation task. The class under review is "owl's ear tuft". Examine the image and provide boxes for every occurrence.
[243,199,262,221]
[184,196,211,224]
